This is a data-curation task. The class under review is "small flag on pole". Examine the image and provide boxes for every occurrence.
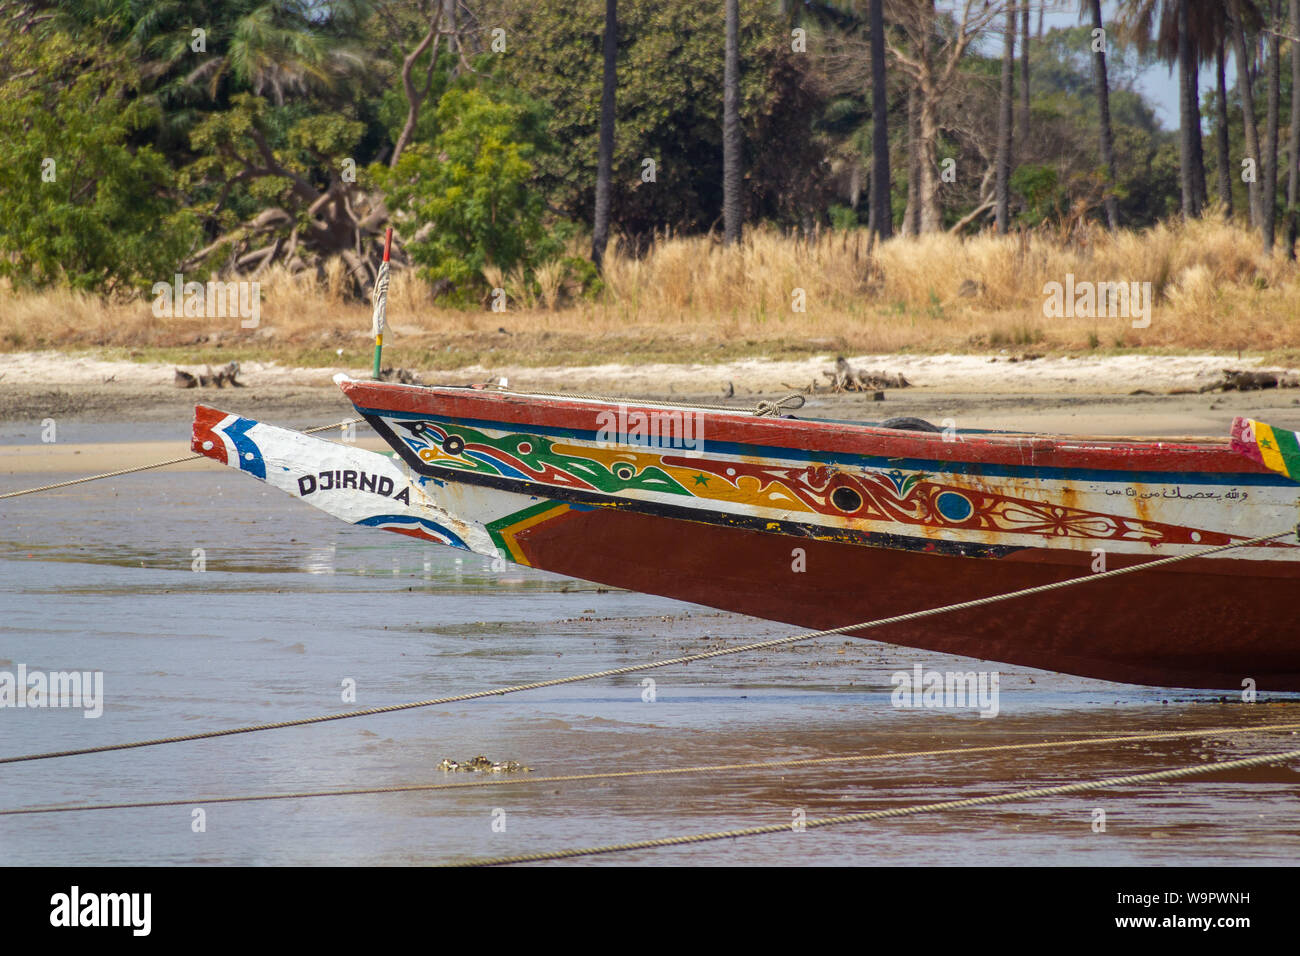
[1231,417,1300,482]
[371,227,393,380]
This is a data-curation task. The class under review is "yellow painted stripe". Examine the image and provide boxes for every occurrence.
[497,504,569,564]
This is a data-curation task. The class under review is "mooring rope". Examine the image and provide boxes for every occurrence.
[0,417,365,500]
[0,387,807,501]
[0,525,1292,766]
[4,721,1297,817]
[454,746,1300,867]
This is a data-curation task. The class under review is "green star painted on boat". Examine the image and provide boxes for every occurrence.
[693,473,710,487]
[1261,438,1274,449]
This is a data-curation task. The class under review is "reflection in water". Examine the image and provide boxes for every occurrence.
[300,543,336,576]
[1,467,1298,865]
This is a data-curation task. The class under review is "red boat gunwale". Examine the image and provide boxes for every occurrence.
[340,380,1274,478]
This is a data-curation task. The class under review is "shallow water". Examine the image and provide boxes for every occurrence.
[2,437,1299,866]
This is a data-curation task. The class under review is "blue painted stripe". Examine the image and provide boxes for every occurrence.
[352,405,1292,488]
[356,514,469,551]
[226,416,266,480]
[465,448,529,479]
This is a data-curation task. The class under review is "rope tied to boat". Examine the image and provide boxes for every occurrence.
[0,416,365,500]
[753,393,806,417]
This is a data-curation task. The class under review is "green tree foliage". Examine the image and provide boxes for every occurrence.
[0,27,198,293]
[373,88,562,294]
[481,0,828,239]
[1006,25,1180,228]
[185,93,364,230]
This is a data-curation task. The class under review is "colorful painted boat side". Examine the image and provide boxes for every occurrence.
[192,383,1300,691]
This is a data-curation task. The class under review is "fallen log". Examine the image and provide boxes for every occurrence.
[1199,369,1300,393]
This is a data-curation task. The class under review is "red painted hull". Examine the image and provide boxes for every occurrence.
[512,506,1300,691]
[321,381,1300,690]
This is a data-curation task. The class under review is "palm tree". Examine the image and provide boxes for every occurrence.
[869,0,892,239]
[1287,0,1299,257]
[723,0,743,245]
[1177,1,1207,216]
[996,1,1015,232]
[592,0,617,270]
[1087,0,1120,229]
[1019,1,1031,142]
[1230,0,1263,226]
[1119,1,1227,218]
[1213,33,1233,214]
[1262,0,1282,252]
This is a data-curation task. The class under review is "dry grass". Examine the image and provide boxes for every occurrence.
[3,218,1299,367]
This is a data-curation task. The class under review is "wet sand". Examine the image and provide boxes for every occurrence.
[3,363,1300,866]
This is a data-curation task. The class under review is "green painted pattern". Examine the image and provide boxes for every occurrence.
[402,420,693,496]
[485,500,566,562]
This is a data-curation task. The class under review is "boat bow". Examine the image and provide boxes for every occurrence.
[191,404,492,554]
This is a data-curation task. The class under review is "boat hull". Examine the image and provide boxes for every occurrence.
[494,502,1300,690]
[194,380,1300,691]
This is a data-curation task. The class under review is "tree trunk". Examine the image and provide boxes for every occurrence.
[591,0,617,270]
[995,2,1014,233]
[1232,0,1262,226]
[1286,0,1300,258]
[442,0,457,60]
[1177,0,1202,218]
[1262,0,1281,252]
[869,0,891,239]
[723,0,743,246]
[1191,57,1208,210]
[1215,35,1234,215]
[905,86,921,236]
[1088,0,1119,229]
[1019,0,1031,144]
[918,90,943,232]
[914,1,941,233]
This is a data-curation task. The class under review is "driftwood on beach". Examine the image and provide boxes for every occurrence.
[174,361,244,389]
[778,357,912,396]
[823,356,911,392]
[377,367,424,385]
[1198,369,1300,393]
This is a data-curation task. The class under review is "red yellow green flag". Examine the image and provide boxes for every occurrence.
[1231,417,1300,482]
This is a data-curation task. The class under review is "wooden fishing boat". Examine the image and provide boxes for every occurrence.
[192,377,1300,691]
